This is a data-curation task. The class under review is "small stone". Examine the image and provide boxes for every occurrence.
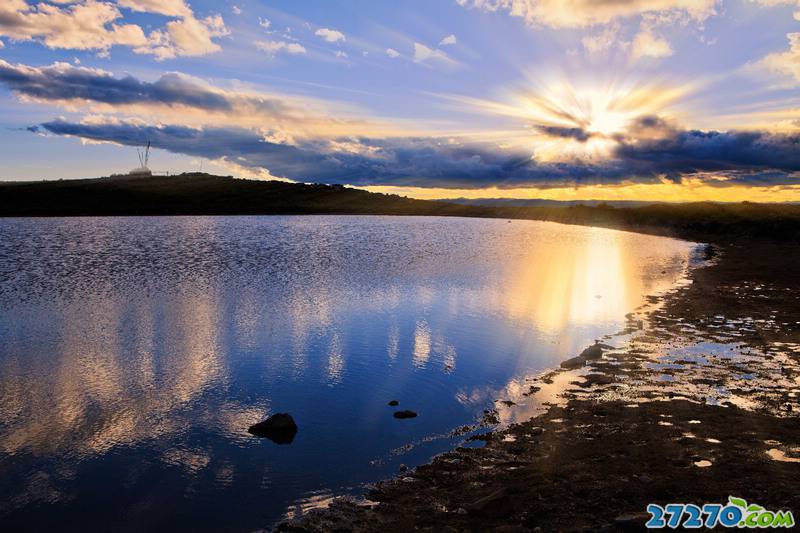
[388,400,399,406]
[394,410,418,419]
[248,413,298,444]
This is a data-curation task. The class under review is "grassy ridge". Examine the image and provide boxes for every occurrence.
[2,173,799,243]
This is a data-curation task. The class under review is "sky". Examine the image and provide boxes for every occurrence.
[0,0,799,201]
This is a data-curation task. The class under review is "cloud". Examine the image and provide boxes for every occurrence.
[0,1,148,52]
[581,24,626,56]
[232,5,241,15]
[258,18,271,29]
[0,60,400,139]
[750,0,800,21]
[139,14,229,60]
[756,32,800,83]
[0,0,228,59]
[116,0,192,18]
[455,0,719,28]
[386,48,400,58]
[255,39,307,58]
[413,42,457,66]
[631,27,673,59]
[439,34,457,46]
[36,116,800,189]
[315,28,345,43]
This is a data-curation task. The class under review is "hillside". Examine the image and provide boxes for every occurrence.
[2,173,799,243]
[0,173,483,217]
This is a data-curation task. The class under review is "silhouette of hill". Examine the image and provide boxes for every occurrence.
[0,173,481,217]
[2,173,799,243]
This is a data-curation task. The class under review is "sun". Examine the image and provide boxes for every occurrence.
[443,75,694,163]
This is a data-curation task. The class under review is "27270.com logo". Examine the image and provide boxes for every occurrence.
[646,496,794,528]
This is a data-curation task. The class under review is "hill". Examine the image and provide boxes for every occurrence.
[0,173,482,217]
[2,173,799,243]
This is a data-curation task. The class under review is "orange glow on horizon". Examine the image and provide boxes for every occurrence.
[363,180,800,203]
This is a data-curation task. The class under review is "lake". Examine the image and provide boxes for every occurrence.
[0,215,696,531]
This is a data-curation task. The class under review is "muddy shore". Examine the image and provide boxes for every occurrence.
[276,240,800,532]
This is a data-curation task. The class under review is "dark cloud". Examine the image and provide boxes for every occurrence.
[535,125,592,142]
[38,119,800,189]
[0,60,232,110]
[616,129,800,179]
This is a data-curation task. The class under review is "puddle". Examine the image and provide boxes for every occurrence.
[766,448,800,463]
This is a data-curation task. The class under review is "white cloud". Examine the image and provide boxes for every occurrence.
[757,32,800,83]
[138,14,229,60]
[255,39,307,58]
[0,0,228,60]
[386,47,400,58]
[631,27,674,59]
[258,17,271,30]
[439,34,457,46]
[334,50,348,58]
[413,42,457,66]
[0,39,4,49]
[117,0,192,18]
[750,0,800,21]
[581,24,625,56]
[455,0,718,28]
[232,5,241,15]
[0,1,148,52]
[315,28,345,43]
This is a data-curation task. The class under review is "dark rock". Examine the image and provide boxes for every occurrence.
[500,400,516,407]
[560,356,586,369]
[482,409,500,425]
[580,344,604,360]
[580,373,615,387]
[388,400,399,406]
[248,413,298,444]
[394,410,418,419]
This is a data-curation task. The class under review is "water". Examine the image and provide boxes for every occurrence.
[0,216,695,531]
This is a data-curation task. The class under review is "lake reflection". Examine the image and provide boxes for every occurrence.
[0,216,695,531]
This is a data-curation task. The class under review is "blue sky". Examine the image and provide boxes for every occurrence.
[1,0,799,201]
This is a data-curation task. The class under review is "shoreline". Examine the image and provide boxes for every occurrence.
[276,240,800,532]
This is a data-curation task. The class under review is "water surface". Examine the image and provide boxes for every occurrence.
[0,215,695,531]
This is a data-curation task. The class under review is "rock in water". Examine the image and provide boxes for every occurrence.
[580,344,604,360]
[560,356,586,369]
[388,400,399,406]
[393,410,417,419]
[248,413,298,444]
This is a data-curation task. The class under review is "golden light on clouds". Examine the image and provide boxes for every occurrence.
[440,74,698,163]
